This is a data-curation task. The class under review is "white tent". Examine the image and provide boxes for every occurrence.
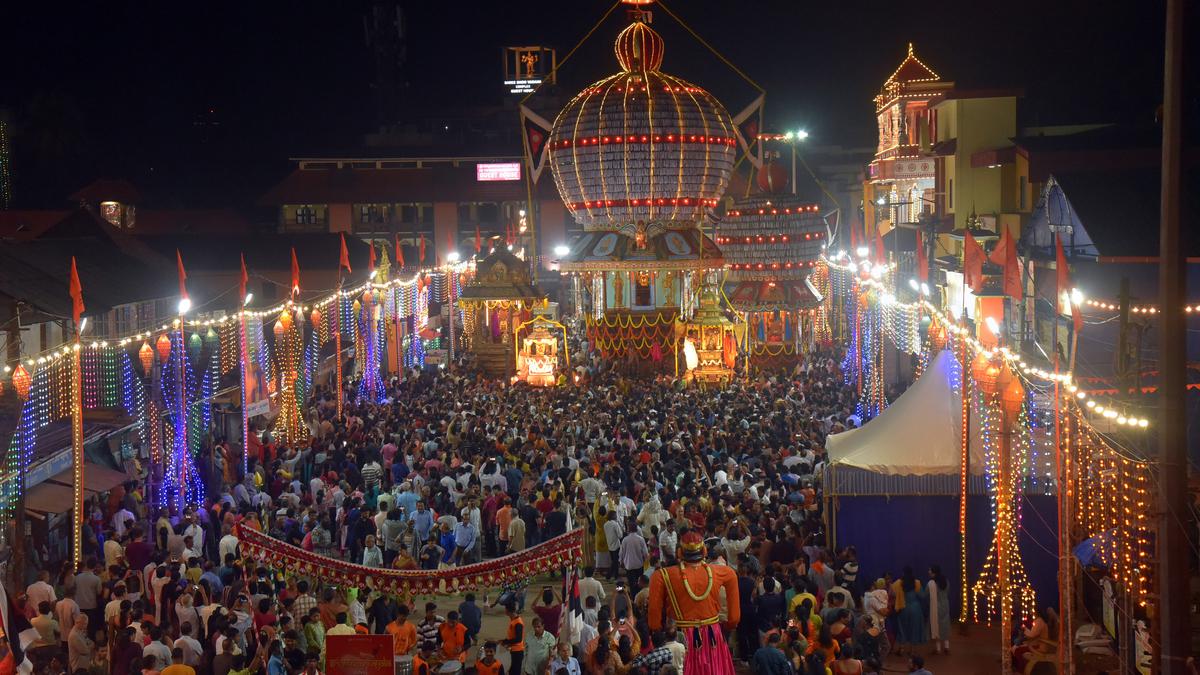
[826,349,986,476]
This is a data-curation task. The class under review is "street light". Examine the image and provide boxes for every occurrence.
[447,251,461,263]
[554,244,571,257]
[178,298,192,315]
[243,293,253,306]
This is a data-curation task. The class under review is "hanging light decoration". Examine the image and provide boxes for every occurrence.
[310,308,322,327]
[1000,373,1025,425]
[156,333,172,363]
[187,332,204,362]
[139,342,155,374]
[11,364,31,399]
[362,289,373,305]
[971,351,1002,397]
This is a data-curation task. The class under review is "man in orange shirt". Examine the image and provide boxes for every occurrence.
[501,602,525,675]
[386,605,417,658]
[438,611,468,664]
[411,641,434,675]
[495,498,513,556]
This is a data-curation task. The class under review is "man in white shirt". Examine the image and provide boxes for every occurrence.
[658,520,679,564]
[103,533,124,569]
[26,571,57,610]
[618,529,649,589]
[219,525,239,562]
[602,514,624,581]
[142,625,172,671]
[577,569,606,607]
[111,507,135,537]
[182,514,205,560]
[174,624,203,666]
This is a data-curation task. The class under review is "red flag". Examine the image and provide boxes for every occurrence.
[239,253,249,302]
[290,248,300,293]
[475,225,482,254]
[368,243,376,273]
[988,226,1021,300]
[69,257,85,327]
[915,230,929,283]
[339,233,352,273]
[419,234,426,264]
[873,227,886,263]
[176,250,189,300]
[1056,234,1082,333]
[849,219,860,253]
[395,234,405,268]
[962,231,986,293]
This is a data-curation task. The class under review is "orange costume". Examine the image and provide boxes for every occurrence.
[648,532,740,675]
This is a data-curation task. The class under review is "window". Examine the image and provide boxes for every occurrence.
[296,205,317,225]
[1019,176,1027,210]
[400,204,419,223]
[457,203,473,223]
[115,305,134,335]
[91,313,111,339]
[477,203,499,224]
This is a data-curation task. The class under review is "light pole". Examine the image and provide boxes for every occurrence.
[783,129,809,195]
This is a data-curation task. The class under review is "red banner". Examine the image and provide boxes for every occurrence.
[326,635,393,675]
[234,524,584,596]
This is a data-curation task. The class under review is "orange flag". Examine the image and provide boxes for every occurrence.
[368,243,376,272]
[987,225,1022,300]
[915,230,929,283]
[291,248,300,293]
[339,233,352,273]
[239,253,249,302]
[419,234,426,264]
[962,231,986,293]
[176,250,189,300]
[1056,234,1082,333]
[69,257,85,327]
[395,234,405,268]
[475,225,482,254]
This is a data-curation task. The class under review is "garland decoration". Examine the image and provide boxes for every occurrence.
[235,524,584,596]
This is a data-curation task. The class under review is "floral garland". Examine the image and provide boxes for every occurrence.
[235,524,584,596]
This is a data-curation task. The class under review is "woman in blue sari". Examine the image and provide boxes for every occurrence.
[895,566,926,654]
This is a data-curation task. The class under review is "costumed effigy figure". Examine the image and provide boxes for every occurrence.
[648,531,740,674]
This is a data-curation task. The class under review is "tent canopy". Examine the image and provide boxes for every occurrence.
[827,349,985,476]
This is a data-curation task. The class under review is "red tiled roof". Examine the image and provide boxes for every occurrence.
[0,210,69,240]
[258,165,558,206]
[135,209,253,234]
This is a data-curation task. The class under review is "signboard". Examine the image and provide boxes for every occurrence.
[325,634,392,675]
[503,46,556,94]
[476,162,521,182]
[425,349,448,365]
[245,361,273,418]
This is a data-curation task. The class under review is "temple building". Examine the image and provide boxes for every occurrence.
[864,44,953,237]
[720,150,828,358]
[551,16,735,368]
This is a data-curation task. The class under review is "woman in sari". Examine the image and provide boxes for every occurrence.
[893,567,925,655]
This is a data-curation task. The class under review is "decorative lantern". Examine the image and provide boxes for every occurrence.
[1000,374,1026,426]
[279,310,293,332]
[139,342,154,374]
[11,364,31,399]
[362,290,373,305]
[187,332,203,362]
[310,308,322,327]
[156,334,172,363]
[205,327,219,348]
[352,299,362,314]
[971,352,1001,397]
[929,321,947,351]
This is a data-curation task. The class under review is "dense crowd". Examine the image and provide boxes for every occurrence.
[8,347,963,675]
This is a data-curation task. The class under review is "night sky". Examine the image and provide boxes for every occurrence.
[1,0,1186,210]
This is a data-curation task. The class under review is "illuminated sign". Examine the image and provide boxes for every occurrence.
[504,46,556,95]
[476,163,522,182]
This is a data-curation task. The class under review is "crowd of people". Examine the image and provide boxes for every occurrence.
[8,346,960,675]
